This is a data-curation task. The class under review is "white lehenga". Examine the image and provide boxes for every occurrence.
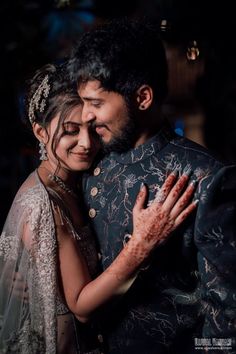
[0,171,99,354]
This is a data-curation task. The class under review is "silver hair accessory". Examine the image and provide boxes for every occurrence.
[39,141,48,161]
[28,75,51,124]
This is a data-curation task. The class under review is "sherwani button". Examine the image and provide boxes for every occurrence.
[93,167,101,176]
[88,208,97,218]
[90,187,98,196]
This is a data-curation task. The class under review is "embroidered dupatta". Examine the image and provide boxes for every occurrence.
[0,171,58,353]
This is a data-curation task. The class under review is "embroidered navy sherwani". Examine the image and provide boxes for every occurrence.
[82,124,236,354]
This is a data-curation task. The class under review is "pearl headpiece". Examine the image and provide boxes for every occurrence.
[28,75,51,124]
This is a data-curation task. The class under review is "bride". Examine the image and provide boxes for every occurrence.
[0,63,197,353]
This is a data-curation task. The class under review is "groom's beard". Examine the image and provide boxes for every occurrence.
[100,113,138,154]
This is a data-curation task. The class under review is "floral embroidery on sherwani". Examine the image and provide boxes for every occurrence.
[82,124,236,354]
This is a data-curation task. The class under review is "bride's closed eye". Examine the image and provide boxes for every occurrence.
[63,122,81,136]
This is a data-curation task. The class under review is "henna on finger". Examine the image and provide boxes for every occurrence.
[174,200,198,226]
[170,180,197,217]
[169,174,189,199]
[162,174,190,212]
[154,172,178,204]
[134,183,147,208]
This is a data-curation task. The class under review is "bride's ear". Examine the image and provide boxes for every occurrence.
[136,85,153,110]
[32,123,48,144]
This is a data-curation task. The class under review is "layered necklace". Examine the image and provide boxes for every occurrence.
[48,173,78,199]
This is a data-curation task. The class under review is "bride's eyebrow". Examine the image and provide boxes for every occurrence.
[63,121,81,127]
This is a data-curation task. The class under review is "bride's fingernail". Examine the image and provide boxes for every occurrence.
[171,169,179,177]
[190,180,198,187]
[140,182,145,190]
[183,165,192,177]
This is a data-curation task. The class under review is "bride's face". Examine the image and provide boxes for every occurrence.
[46,104,100,172]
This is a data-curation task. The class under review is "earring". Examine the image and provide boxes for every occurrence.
[140,105,145,110]
[186,40,200,61]
[39,141,48,161]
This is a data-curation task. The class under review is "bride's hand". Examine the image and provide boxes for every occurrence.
[131,172,198,254]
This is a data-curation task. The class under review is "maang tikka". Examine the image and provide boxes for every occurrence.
[39,141,48,161]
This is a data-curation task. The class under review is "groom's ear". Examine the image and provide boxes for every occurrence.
[135,85,153,110]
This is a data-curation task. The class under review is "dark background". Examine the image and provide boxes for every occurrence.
[1,0,236,229]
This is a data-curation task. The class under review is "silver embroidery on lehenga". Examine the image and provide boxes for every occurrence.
[0,171,99,353]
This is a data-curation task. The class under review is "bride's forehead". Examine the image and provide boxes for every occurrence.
[50,105,83,127]
[64,105,83,122]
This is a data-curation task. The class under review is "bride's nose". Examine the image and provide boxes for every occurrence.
[78,128,91,150]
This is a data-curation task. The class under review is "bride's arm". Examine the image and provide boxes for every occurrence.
[57,172,197,323]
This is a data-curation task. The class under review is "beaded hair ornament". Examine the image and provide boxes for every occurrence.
[28,75,51,124]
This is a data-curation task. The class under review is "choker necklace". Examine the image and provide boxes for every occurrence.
[48,173,78,198]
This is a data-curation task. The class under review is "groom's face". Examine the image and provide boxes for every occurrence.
[78,80,137,153]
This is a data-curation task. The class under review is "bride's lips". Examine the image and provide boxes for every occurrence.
[70,152,91,160]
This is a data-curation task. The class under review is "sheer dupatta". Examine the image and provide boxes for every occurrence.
[0,171,58,353]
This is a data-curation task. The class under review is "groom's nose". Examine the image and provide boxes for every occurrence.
[81,107,96,124]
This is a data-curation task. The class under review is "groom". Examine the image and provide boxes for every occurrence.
[69,18,235,354]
